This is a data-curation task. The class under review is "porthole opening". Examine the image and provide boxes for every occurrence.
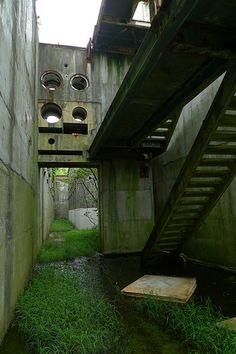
[70,74,89,91]
[41,71,62,91]
[72,107,87,122]
[41,103,62,124]
[48,138,55,145]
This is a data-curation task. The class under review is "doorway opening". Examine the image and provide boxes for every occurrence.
[39,166,100,248]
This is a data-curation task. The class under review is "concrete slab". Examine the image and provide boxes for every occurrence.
[121,275,196,303]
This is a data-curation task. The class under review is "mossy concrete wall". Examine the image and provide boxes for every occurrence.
[100,159,154,253]
[0,0,38,343]
[38,44,132,148]
[54,176,69,219]
[153,75,236,269]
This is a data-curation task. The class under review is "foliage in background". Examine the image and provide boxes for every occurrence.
[68,168,98,226]
[38,220,99,263]
[52,167,69,176]
[16,266,122,354]
[134,297,236,354]
[68,168,98,204]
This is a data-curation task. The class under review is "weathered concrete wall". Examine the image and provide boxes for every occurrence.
[68,168,98,229]
[38,44,132,141]
[100,159,154,253]
[54,176,69,219]
[69,208,98,230]
[39,169,54,241]
[68,169,98,209]
[0,0,38,343]
[153,75,236,269]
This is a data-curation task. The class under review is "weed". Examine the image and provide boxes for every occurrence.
[134,297,236,354]
[16,266,122,354]
[38,229,99,263]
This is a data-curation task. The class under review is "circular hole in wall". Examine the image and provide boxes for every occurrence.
[70,74,89,91]
[48,138,56,145]
[41,71,62,91]
[72,106,87,122]
[41,103,62,123]
[64,63,68,68]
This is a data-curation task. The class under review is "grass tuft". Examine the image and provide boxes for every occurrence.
[16,266,122,354]
[38,228,99,263]
[134,297,236,354]
[50,219,74,232]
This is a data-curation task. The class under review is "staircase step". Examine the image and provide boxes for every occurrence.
[213,131,236,141]
[146,136,167,141]
[184,187,215,196]
[199,158,235,166]
[189,177,222,187]
[179,196,209,205]
[207,145,236,155]
[194,167,229,176]
[171,214,199,220]
[220,113,236,127]
[162,230,182,235]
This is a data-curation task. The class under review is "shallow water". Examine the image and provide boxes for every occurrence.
[1,254,236,353]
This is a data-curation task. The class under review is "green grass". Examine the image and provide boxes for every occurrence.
[50,219,74,232]
[134,298,236,354]
[16,266,122,354]
[38,227,99,263]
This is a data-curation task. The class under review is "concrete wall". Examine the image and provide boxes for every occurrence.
[38,44,132,142]
[68,169,98,209]
[69,208,98,230]
[153,75,236,269]
[39,169,54,241]
[0,0,38,342]
[100,159,154,253]
[68,168,98,229]
[54,176,69,219]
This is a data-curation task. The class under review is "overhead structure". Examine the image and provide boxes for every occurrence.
[142,66,236,261]
[92,0,150,55]
[90,0,236,160]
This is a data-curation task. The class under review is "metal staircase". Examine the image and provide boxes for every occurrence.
[143,65,236,261]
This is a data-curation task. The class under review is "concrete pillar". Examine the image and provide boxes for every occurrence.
[99,159,154,253]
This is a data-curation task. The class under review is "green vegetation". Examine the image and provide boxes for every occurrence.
[134,297,236,354]
[16,266,121,354]
[16,218,236,354]
[38,220,98,263]
[50,219,74,232]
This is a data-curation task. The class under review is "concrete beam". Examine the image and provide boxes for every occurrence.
[38,133,91,154]
[38,154,95,167]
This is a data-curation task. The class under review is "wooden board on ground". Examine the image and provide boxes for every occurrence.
[218,317,236,332]
[121,275,196,303]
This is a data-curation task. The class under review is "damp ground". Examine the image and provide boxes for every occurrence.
[2,255,236,353]
[1,227,236,353]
